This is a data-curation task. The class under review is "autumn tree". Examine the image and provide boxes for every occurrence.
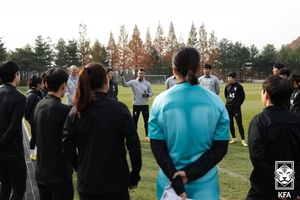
[106,32,119,70]
[153,21,167,67]
[165,22,178,68]
[207,30,218,67]
[129,24,144,72]
[54,38,68,68]
[142,27,158,69]
[199,22,208,67]
[90,39,108,66]
[117,24,130,70]
[78,22,91,66]
[187,21,198,48]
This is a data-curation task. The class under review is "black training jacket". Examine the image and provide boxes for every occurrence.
[107,80,118,101]
[224,82,245,110]
[290,86,300,118]
[24,88,43,123]
[0,84,26,161]
[247,106,300,199]
[34,95,72,186]
[62,92,142,194]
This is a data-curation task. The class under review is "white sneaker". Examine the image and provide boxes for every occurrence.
[229,138,237,144]
[241,140,248,147]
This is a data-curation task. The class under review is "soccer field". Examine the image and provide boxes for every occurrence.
[19,82,264,200]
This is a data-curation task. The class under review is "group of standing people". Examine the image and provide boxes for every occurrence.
[0,61,143,200]
[2,45,300,200]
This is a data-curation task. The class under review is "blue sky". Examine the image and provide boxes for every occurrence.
[1,0,300,51]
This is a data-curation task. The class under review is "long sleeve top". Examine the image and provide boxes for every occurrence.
[62,92,142,194]
[248,106,300,199]
[24,88,43,123]
[0,83,26,161]
[224,82,245,110]
[290,86,300,118]
[165,76,177,90]
[34,95,73,186]
[66,76,78,106]
[121,77,153,105]
[148,82,229,199]
[107,79,118,100]
[198,74,220,95]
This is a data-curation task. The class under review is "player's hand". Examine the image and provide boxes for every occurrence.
[142,93,149,97]
[118,70,124,77]
[173,171,188,184]
[179,192,187,200]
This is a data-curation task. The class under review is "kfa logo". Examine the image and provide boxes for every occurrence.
[274,161,294,190]
[275,161,294,198]
[229,93,235,99]
[277,192,291,198]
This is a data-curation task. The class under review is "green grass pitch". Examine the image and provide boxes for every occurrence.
[19,82,264,200]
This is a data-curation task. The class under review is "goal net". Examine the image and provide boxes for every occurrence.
[145,75,166,84]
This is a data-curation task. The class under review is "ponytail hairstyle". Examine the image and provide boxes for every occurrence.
[74,62,107,118]
[172,46,200,85]
[27,75,43,89]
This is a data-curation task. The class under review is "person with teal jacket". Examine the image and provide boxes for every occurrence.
[148,46,229,200]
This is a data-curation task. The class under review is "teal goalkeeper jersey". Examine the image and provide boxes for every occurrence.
[148,82,229,199]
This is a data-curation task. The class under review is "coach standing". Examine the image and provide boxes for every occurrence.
[120,68,153,141]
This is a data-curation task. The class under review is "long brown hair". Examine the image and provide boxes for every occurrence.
[74,62,107,118]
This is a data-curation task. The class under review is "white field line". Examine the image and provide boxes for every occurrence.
[218,166,250,183]
[22,119,250,187]
[23,119,31,140]
[22,119,37,200]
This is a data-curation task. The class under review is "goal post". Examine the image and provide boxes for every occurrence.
[145,75,166,84]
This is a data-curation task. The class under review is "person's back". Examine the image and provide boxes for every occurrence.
[150,83,228,198]
[64,95,141,192]
[63,62,141,199]
[247,75,300,199]
[0,84,25,160]
[35,95,72,184]
[248,106,300,199]
[148,46,229,200]
[165,75,177,90]
[34,68,74,200]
